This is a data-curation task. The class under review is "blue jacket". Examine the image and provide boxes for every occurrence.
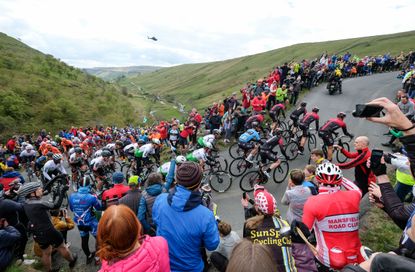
[0,226,21,271]
[153,185,219,272]
[69,186,102,226]
[138,183,163,231]
[1,171,25,184]
[239,129,260,143]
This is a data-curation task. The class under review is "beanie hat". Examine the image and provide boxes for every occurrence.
[254,185,277,215]
[176,162,203,189]
[128,175,139,185]
[112,172,124,184]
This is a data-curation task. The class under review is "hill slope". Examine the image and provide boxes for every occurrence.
[84,66,162,81]
[122,30,415,114]
[0,33,137,138]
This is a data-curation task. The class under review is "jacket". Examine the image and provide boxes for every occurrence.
[138,184,163,232]
[251,97,266,112]
[153,185,220,272]
[0,171,25,191]
[0,226,21,271]
[99,235,170,272]
[69,186,102,226]
[119,189,142,215]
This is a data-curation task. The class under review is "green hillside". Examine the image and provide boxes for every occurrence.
[0,33,139,138]
[84,65,162,81]
[122,30,415,117]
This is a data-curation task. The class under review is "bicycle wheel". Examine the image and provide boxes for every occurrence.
[229,142,244,159]
[284,141,299,160]
[209,171,232,193]
[229,157,250,177]
[336,142,350,163]
[215,156,228,172]
[240,171,261,192]
[278,119,288,131]
[273,160,289,183]
[307,134,317,152]
[281,130,292,143]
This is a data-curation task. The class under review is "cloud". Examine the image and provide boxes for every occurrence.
[0,0,414,68]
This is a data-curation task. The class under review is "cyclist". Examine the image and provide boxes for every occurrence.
[69,176,102,264]
[289,102,307,132]
[258,128,288,179]
[158,155,186,178]
[168,123,180,149]
[19,145,37,169]
[69,147,88,185]
[134,138,161,177]
[42,154,67,190]
[34,152,53,175]
[318,112,354,162]
[298,107,320,154]
[123,142,139,160]
[245,114,264,129]
[197,129,220,149]
[269,102,286,123]
[294,162,364,270]
[90,150,113,191]
[186,142,216,170]
[238,125,262,163]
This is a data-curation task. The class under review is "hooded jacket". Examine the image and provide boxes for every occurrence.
[99,235,170,272]
[153,185,219,272]
[69,186,102,226]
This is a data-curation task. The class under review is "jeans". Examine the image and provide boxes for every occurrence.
[370,253,415,272]
[395,182,414,202]
[210,252,228,272]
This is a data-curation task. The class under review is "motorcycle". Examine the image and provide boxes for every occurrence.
[326,79,341,95]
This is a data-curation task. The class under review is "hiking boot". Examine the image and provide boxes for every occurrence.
[69,253,78,268]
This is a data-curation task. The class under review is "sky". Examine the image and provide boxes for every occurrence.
[0,0,414,68]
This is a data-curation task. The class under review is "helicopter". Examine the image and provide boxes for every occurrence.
[147,36,158,41]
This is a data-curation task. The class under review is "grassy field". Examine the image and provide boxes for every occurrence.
[122,30,415,115]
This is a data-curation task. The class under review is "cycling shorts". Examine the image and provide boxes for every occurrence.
[318,131,334,146]
[259,150,278,164]
[77,221,98,237]
[178,136,188,147]
[290,115,299,127]
[269,112,277,122]
[93,167,106,177]
[238,142,254,151]
[299,123,309,137]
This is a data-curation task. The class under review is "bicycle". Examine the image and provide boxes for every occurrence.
[239,155,289,192]
[284,129,317,161]
[46,174,70,208]
[23,160,37,183]
[202,163,232,193]
[311,134,352,164]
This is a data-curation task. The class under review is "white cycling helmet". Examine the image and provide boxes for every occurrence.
[205,142,213,150]
[152,138,161,145]
[52,153,63,162]
[176,155,187,164]
[25,144,34,151]
[315,162,343,186]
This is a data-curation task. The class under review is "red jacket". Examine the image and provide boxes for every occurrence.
[179,127,194,139]
[99,235,170,272]
[6,139,16,152]
[102,184,129,202]
[242,91,251,109]
[251,97,266,112]
[157,125,168,140]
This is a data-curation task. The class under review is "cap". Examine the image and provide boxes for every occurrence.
[128,175,139,185]
[112,172,124,184]
[254,185,277,215]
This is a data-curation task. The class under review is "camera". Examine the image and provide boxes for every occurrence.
[352,104,383,118]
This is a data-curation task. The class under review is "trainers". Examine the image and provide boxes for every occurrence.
[263,171,271,179]
[86,252,96,265]
[360,246,373,261]
[297,150,304,155]
[69,253,78,268]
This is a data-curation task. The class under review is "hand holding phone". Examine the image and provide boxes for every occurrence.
[352,104,383,118]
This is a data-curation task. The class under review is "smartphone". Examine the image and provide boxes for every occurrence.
[352,104,383,118]
[370,149,384,169]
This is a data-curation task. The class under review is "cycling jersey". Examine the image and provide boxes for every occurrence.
[168,129,179,141]
[319,118,349,135]
[135,143,156,158]
[290,107,307,120]
[105,143,116,151]
[260,135,284,152]
[158,162,172,176]
[19,150,37,162]
[239,129,260,143]
[90,157,110,171]
[69,153,86,165]
[42,160,67,181]
[186,148,207,162]
[123,143,138,154]
[302,178,364,270]
[245,115,264,128]
[197,134,215,147]
[300,112,319,129]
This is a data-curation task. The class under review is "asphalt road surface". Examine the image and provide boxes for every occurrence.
[32,71,400,271]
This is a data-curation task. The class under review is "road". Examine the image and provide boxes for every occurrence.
[30,71,400,271]
[212,71,400,236]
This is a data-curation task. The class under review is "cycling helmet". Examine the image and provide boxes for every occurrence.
[101,150,112,158]
[25,144,34,151]
[152,138,161,145]
[115,140,123,146]
[337,112,346,118]
[315,162,343,186]
[74,147,82,154]
[17,181,42,197]
[312,107,320,113]
[46,152,54,158]
[52,153,63,162]
[51,141,58,147]
[251,121,259,128]
[176,155,187,164]
[80,176,92,188]
[205,142,213,149]
[213,129,221,135]
[300,102,307,107]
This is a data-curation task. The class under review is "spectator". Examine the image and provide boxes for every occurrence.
[226,239,276,272]
[97,205,170,272]
[119,175,142,214]
[0,167,25,192]
[138,173,164,236]
[251,94,266,114]
[336,136,375,196]
[243,185,296,271]
[303,164,318,195]
[0,218,21,271]
[153,162,220,272]
[102,172,129,208]
[50,208,75,247]
[210,221,241,272]
[385,153,415,202]
[310,149,328,165]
